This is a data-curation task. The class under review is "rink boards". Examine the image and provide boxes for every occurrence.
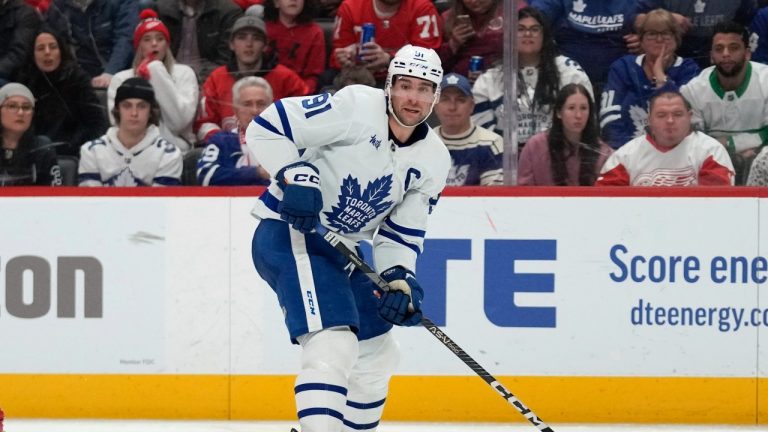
[0,187,766,424]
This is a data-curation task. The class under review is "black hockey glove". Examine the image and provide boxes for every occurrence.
[376,266,423,326]
[276,161,323,234]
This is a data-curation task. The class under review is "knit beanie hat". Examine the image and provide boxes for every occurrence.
[114,78,156,105]
[133,9,170,49]
[0,83,35,106]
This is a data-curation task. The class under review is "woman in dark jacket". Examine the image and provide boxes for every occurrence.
[17,27,108,156]
[0,82,61,186]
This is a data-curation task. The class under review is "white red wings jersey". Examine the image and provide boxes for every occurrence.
[596,131,734,186]
[245,85,450,272]
[330,0,441,70]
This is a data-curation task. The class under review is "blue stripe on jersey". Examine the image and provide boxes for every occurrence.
[78,173,102,182]
[346,398,386,409]
[154,176,181,185]
[298,407,344,420]
[275,100,294,142]
[254,116,283,138]
[384,218,425,238]
[295,383,348,396]
[377,229,421,255]
[343,419,380,430]
[259,190,281,213]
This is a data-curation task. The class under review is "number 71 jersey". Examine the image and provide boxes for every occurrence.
[245,85,450,271]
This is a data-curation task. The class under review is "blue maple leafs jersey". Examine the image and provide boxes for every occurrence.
[245,84,451,272]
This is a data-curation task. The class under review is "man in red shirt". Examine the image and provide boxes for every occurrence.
[195,12,308,142]
[331,0,442,85]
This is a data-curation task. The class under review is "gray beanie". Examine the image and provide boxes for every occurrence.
[0,83,35,106]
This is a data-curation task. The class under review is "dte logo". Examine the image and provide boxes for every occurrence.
[362,239,557,327]
[1,256,103,319]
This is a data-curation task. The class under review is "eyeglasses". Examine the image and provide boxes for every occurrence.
[643,30,674,40]
[517,25,543,35]
[1,103,33,114]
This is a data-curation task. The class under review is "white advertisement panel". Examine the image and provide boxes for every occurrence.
[230,196,765,378]
[0,197,167,373]
[1,195,765,379]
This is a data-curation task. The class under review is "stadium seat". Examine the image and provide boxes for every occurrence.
[57,155,79,186]
[182,147,204,186]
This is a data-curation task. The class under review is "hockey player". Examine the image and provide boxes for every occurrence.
[79,77,183,186]
[246,45,449,432]
[596,90,734,186]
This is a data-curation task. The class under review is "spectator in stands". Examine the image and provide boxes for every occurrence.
[747,145,768,184]
[681,21,768,184]
[437,0,515,78]
[471,6,592,150]
[46,0,138,89]
[0,83,62,186]
[519,83,611,185]
[80,77,182,186]
[156,0,243,82]
[433,72,502,185]
[108,9,198,153]
[596,90,734,186]
[264,0,325,93]
[195,13,307,141]
[0,0,41,87]
[18,27,108,156]
[197,76,271,185]
[330,0,442,86]
[600,8,700,149]
[530,0,639,91]
[750,5,768,64]
[528,0,640,94]
[636,0,757,69]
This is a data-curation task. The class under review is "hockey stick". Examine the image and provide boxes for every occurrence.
[315,225,555,432]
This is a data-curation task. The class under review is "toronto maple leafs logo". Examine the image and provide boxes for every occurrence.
[324,175,394,233]
[369,135,382,150]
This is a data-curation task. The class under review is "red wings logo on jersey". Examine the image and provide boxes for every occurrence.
[634,167,697,186]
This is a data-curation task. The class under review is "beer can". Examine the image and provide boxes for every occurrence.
[360,23,376,45]
[469,56,484,73]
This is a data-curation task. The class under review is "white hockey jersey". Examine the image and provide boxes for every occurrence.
[596,131,734,186]
[471,55,594,142]
[78,125,183,186]
[680,62,768,153]
[246,85,450,272]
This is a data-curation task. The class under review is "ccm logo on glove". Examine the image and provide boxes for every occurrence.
[275,162,323,234]
[292,173,320,184]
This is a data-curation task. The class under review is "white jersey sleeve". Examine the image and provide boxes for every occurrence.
[152,142,183,186]
[246,86,372,175]
[556,55,594,98]
[471,66,503,132]
[78,139,105,187]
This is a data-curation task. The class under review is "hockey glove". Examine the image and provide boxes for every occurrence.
[376,266,424,326]
[276,161,323,234]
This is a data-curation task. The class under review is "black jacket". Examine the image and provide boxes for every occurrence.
[0,133,62,186]
[0,0,41,81]
[21,64,109,156]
